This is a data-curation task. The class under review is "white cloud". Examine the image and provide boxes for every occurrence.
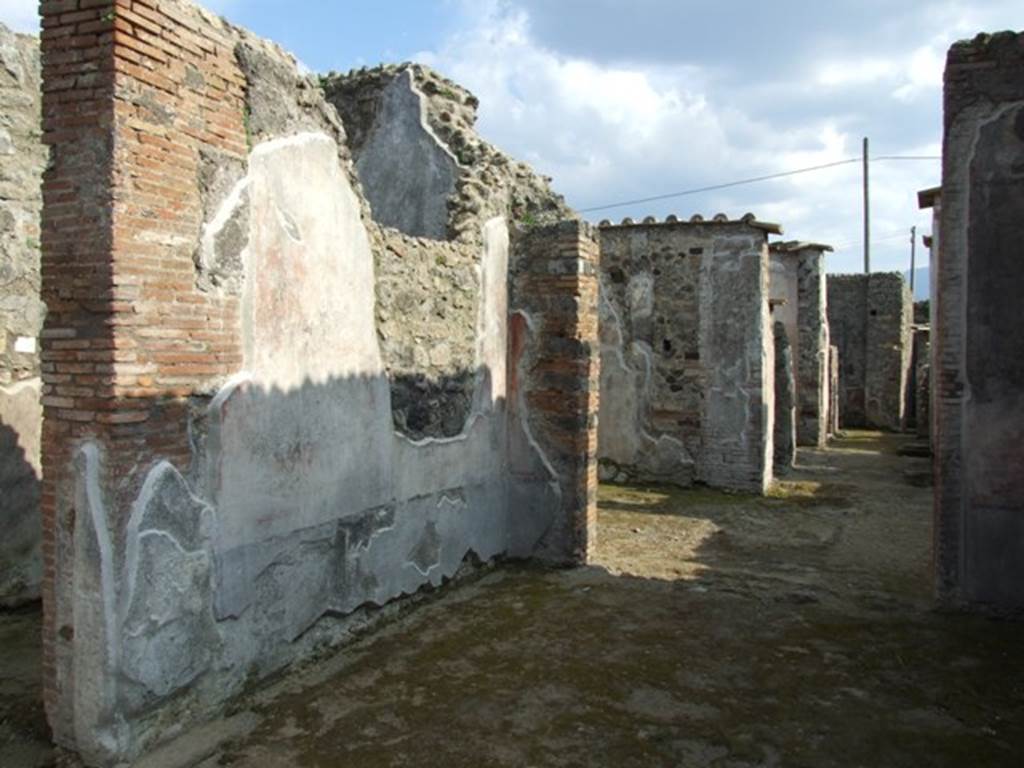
[0,0,38,34]
[416,1,943,276]
[817,58,898,88]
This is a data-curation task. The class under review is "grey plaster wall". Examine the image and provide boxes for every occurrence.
[828,344,840,436]
[352,70,458,239]
[773,321,796,473]
[865,273,913,431]
[324,64,573,245]
[67,129,548,762]
[913,328,930,439]
[935,31,1024,609]
[827,273,912,431]
[769,254,799,380]
[796,249,830,447]
[699,226,774,493]
[769,244,830,447]
[598,219,774,492]
[55,19,573,761]
[0,24,44,606]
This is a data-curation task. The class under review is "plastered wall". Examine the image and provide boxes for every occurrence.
[37,3,597,764]
[597,216,775,493]
[934,31,1024,610]
[0,23,45,607]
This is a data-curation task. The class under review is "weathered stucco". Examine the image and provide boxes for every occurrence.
[935,31,1024,610]
[324,63,573,244]
[351,70,458,239]
[0,24,44,607]
[597,216,776,493]
[773,321,796,473]
[827,272,912,431]
[37,4,597,763]
[375,230,481,439]
[770,242,831,447]
[65,125,537,763]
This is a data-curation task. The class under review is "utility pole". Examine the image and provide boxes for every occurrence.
[910,225,917,295]
[863,137,870,274]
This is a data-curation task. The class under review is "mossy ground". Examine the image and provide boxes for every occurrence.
[3,433,1023,767]
[199,432,1023,767]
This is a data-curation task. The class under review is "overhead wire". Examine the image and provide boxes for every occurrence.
[578,155,940,215]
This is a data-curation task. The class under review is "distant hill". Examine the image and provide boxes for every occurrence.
[904,267,929,301]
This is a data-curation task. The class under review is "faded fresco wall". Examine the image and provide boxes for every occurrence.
[827,273,912,431]
[935,31,1024,610]
[597,215,776,493]
[324,63,574,441]
[37,2,596,765]
[773,320,796,473]
[0,24,45,607]
[324,63,573,245]
[770,242,831,448]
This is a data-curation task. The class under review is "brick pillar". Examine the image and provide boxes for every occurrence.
[509,220,600,565]
[39,0,118,744]
[39,0,246,756]
[935,31,1024,609]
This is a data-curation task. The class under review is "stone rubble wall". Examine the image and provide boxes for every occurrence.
[828,344,840,436]
[913,329,930,440]
[827,272,912,431]
[323,63,574,244]
[773,320,796,473]
[374,230,481,439]
[321,63,579,441]
[769,244,830,448]
[935,30,1024,610]
[795,249,830,447]
[0,24,45,607]
[597,218,774,493]
[866,272,913,431]
[36,2,597,765]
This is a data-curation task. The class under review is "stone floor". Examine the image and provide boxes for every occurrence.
[4,432,1024,767]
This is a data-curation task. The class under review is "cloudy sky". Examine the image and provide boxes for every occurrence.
[3,1,1021,280]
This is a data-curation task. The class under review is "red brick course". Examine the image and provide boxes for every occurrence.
[39,0,246,746]
[510,221,600,564]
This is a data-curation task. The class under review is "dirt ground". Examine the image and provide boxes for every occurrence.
[0,605,51,768]
[4,432,1024,767]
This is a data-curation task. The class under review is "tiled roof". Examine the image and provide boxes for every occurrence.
[597,212,782,235]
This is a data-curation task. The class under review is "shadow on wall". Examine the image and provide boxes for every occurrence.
[0,420,41,607]
[391,370,477,439]
[57,356,564,765]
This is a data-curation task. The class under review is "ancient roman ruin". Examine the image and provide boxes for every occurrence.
[0,2,1021,765]
[931,31,1024,609]
[826,272,913,431]
[596,215,779,493]
[0,21,44,610]
[768,241,832,449]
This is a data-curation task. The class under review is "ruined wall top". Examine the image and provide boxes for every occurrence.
[769,240,834,255]
[322,63,574,243]
[597,212,782,236]
[944,31,1024,130]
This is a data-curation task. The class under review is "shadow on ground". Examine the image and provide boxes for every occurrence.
[4,432,1024,767]
[0,604,51,768]
[182,431,1023,768]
